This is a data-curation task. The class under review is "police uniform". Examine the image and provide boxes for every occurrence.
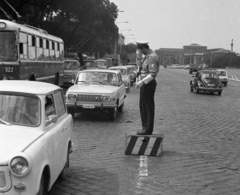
[136,41,159,134]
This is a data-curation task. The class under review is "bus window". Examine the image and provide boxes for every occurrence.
[49,40,55,61]
[59,43,64,61]
[28,35,36,60]
[0,32,18,61]
[55,42,60,61]
[36,37,43,60]
[19,32,27,60]
[43,39,49,61]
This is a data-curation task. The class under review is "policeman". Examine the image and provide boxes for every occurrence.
[135,41,159,135]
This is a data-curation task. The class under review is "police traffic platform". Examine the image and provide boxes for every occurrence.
[125,133,164,156]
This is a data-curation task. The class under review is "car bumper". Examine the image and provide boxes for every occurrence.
[66,102,116,112]
[198,87,223,92]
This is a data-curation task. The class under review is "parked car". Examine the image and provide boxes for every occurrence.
[83,60,98,70]
[65,69,126,120]
[95,58,112,69]
[216,69,228,86]
[63,59,81,86]
[0,81,73,195]
[108,66,131,92]
[126,64,137,85]
[190,70,223,95]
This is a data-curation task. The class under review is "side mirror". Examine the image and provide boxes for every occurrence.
[47,115,58,124]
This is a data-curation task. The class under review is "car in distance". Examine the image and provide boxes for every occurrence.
[126,64,137,85]
[190,70,223,95]
[0,81,73,195]
[108,66,131,92]
[216,69,228,86]
[65,69,126,120]
[63,59,81,86]
[83,60,98,70]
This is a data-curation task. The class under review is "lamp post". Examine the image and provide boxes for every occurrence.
[115,21,129,54]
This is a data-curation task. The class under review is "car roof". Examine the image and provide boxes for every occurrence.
[216,69,227,72]
[199,70,217,74]
[109,66,128,70]
[0,81,60,95]
[80,69,119,74]
[64,60,79,62]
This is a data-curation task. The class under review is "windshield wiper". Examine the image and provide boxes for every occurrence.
[0,119,11,126]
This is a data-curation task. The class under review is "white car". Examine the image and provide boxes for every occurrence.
[216,69,228,86]
[65,69,126,120]
[108,66,131,92]
[0,81,73,195]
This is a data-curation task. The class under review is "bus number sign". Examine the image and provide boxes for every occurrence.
[5,67,14,73]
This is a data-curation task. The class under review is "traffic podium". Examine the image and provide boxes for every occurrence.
[125,133,164,156]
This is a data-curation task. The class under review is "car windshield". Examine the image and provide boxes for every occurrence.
[0,32,18,62]
[202,73,218,79]
[64,61,79,70]
[216,71,226,76]
[0,94,40,126]
[77,72,117,85]
[96,61,106,66]
[111,69,126,75]
[85,61,97,67]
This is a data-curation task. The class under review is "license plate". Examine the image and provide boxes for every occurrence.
[83,104,95,109]
[208,84,214,86]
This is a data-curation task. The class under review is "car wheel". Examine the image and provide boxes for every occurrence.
[59,146,70,180]
[218,91,222,96]
[196,86,199,94]
[68,108,75,118]
[117,101,124,112]
[37,175,46,195]
[109,107,117,121]
[190,86,193,92]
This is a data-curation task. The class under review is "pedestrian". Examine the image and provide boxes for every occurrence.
[135,41,159,135]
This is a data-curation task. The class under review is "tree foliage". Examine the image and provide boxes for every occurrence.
[0,0,119,57]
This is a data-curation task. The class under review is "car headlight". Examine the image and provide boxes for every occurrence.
[68,94,77,100]
[102,96,111,102]
[9,154,32,177]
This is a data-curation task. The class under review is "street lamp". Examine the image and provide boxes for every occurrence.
[114,21,129,54]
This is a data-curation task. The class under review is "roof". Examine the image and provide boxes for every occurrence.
[109,66,129,70]
[0,81,60,95]
[80,69,119,74]
[199,70,217,74]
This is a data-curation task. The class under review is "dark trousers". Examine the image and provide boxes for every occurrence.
[139,79,157,133]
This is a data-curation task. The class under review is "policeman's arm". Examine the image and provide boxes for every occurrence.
[142,56,159,84]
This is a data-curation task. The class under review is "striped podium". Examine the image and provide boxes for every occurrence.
[125,134,164,156]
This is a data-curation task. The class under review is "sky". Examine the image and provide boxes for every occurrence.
[110,0,240,53]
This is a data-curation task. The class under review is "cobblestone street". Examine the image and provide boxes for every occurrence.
[50,68,240,195]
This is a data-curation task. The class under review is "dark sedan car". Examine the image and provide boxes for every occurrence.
[190,70,223,96]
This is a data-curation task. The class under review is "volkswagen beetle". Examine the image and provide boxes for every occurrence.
[190,70,223,96]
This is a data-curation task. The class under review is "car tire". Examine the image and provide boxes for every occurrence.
[109,107,117,121]
[68,108,75,118]
[196,86,199,94]
[190,86,193,92]
[59,146,70,180]
[218,91,222,96]
[37,175,46,195]
[117,102,124,112]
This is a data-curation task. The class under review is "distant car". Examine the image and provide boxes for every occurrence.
[216,69,228,86]
[184,64,190,69]
[108,66,131,92]
[83,60,98,70]
[63,60,81,86]
[126,65,137,85]
[0,81,73,195]
[65,69,126,121]
[190,70,223,95]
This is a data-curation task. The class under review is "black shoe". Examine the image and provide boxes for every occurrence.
[136,130,152,135]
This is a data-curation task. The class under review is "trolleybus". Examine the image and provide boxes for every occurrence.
[0,19,64,85]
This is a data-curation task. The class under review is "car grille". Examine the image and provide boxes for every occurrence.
[77,94,102,102]
[0,171,6,188]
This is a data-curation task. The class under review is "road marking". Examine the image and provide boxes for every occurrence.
[136,156,148,190]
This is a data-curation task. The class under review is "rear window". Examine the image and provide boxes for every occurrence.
[216,71,226,76]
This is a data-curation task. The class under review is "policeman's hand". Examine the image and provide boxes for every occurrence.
[135,80,144,89]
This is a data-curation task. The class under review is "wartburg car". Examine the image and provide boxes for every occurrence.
[108,66,131,92]
[190,70,223,95]
[0,81,73,195]
[65,69,126,120]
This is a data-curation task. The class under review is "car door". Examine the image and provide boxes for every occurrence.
[117,73,125,105]
[53,89,72,179]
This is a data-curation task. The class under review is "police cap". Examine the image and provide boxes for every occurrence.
[136,41,149,49]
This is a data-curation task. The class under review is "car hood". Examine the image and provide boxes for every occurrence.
[67,84,119,94]
[0,126,43,165]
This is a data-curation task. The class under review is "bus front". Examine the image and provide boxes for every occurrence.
[0,21,19,80]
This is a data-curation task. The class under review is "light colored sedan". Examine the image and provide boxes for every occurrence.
[65,69,126,120]
[108,66,131,92]
[0,81,73,195]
